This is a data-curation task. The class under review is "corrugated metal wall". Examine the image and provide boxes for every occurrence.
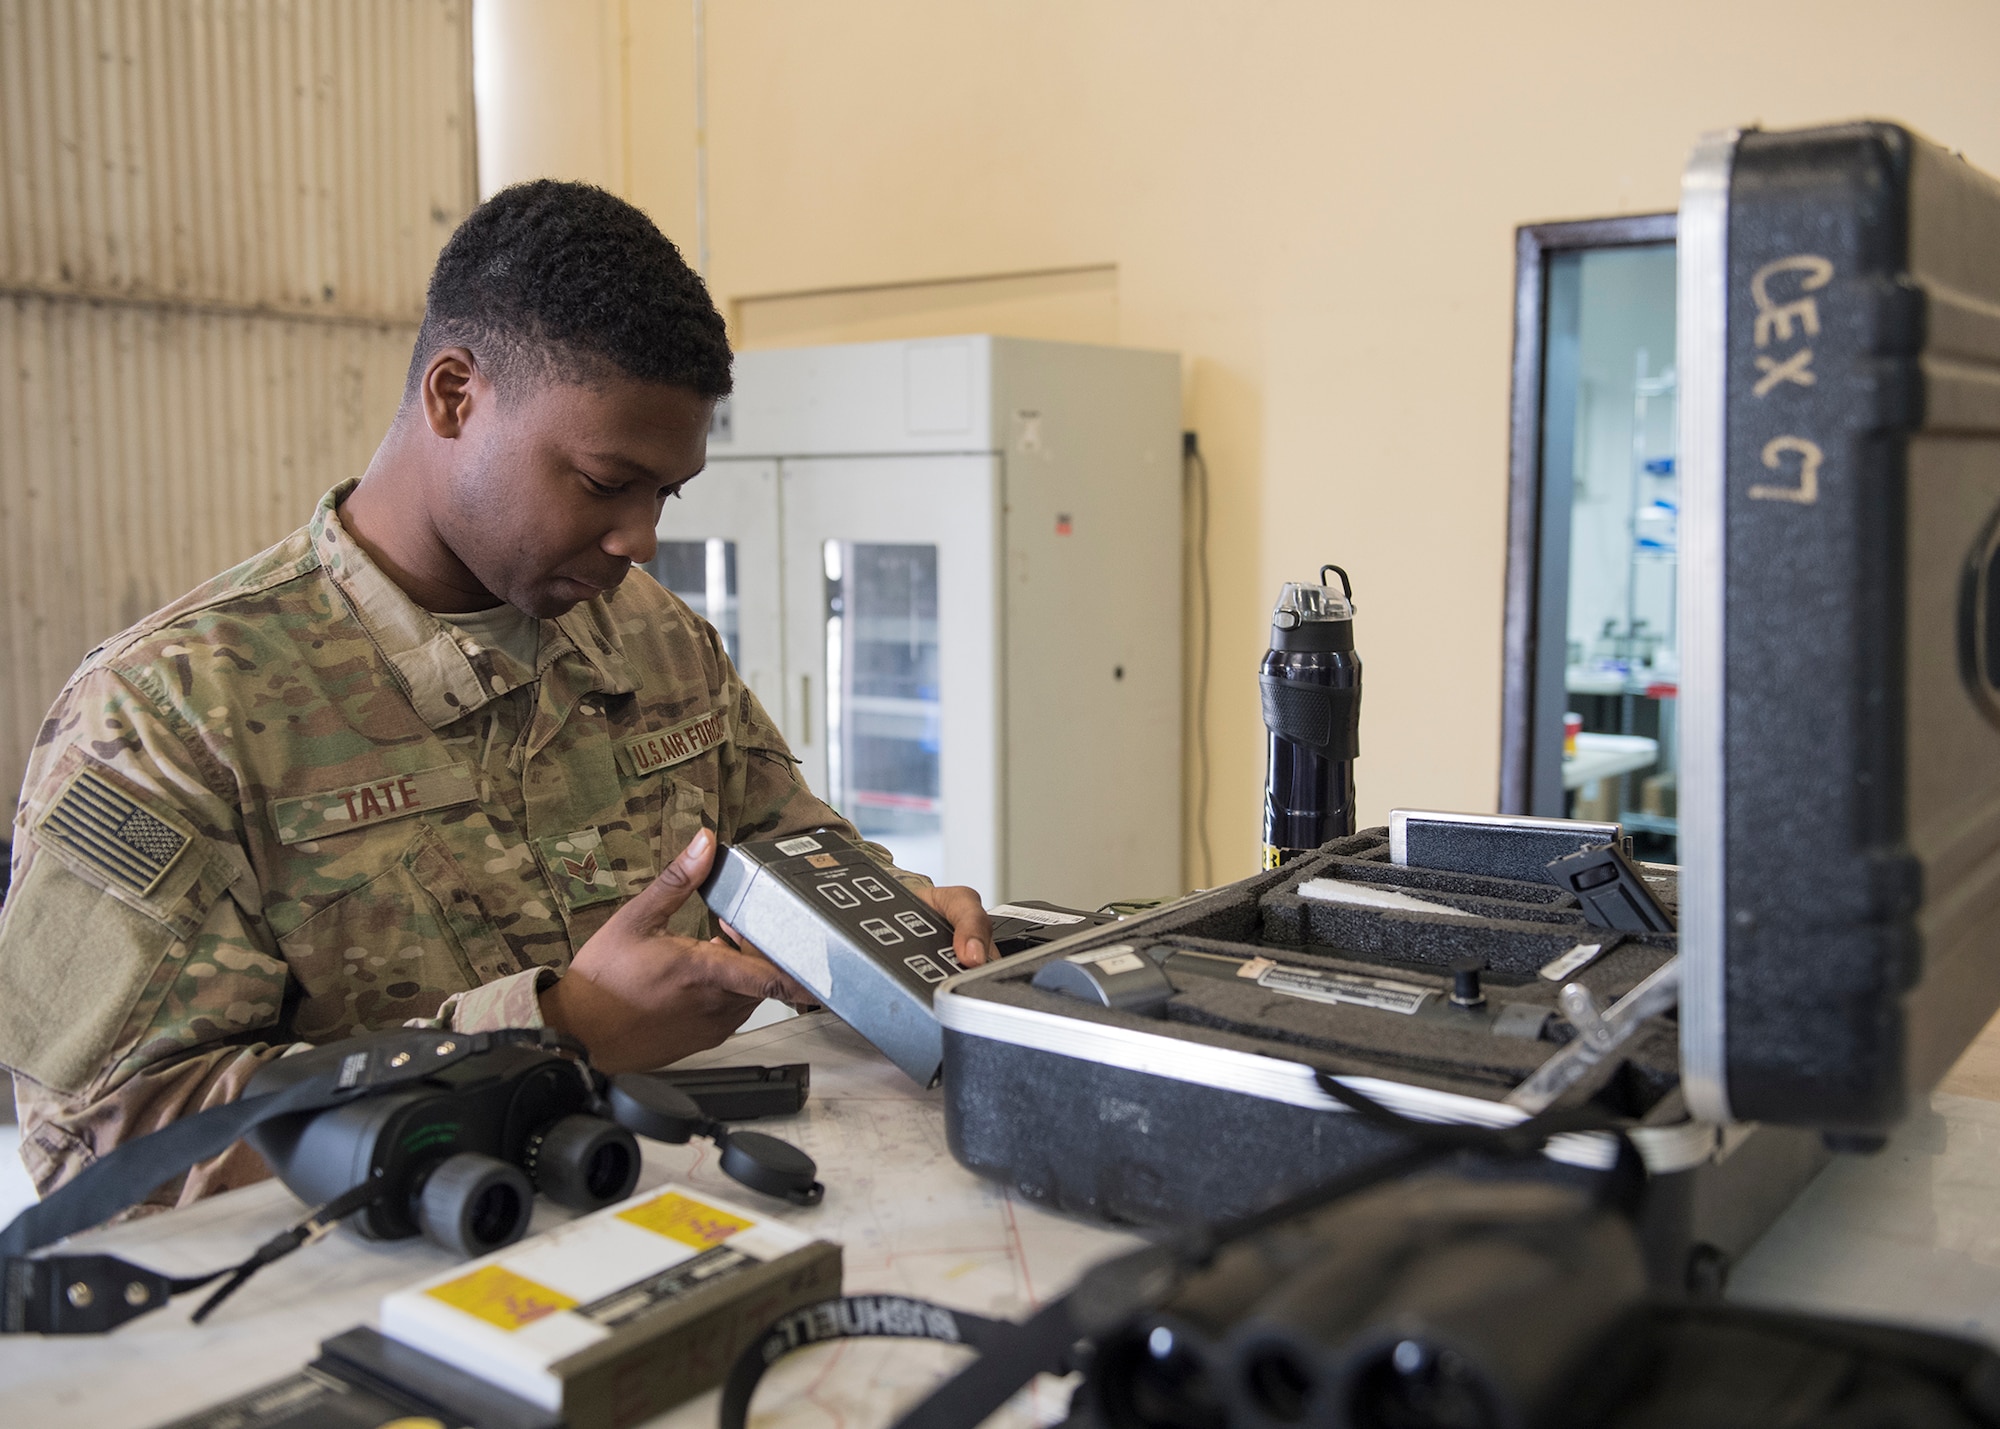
[0,0,477,824]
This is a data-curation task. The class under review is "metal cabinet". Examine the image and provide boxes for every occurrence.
[651,336,1182,907]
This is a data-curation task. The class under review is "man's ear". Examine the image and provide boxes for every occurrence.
[420,347,483,439]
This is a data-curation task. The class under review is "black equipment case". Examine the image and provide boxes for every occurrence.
[934,120,2000,1285]
[1678,121,2000,1129]
[937,835,1812,1288]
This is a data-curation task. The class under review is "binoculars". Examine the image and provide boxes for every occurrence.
[1072,1177,1644,1429]
[246,1032,821,1258]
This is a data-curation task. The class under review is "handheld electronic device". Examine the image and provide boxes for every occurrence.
[702,829,962,1086]
[1546,842,1677,934]
[985,900,1120,956]
[652,1062,812,1121]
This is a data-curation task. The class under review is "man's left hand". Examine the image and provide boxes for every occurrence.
[915,884,995,967]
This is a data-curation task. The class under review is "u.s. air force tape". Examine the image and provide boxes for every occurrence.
[37,768,191,896]
[620,708,727,776]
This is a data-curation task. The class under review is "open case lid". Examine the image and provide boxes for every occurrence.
[1678,121,2000,1130]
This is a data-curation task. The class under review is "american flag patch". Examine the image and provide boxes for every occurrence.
[38,768,190,896]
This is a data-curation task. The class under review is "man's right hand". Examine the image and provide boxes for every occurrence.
[539,828,811,1073]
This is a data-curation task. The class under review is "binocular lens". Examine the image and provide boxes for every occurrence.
[583,1139,632,1200]
[530,1114,643,1211]
[1090,1322,1229,1429]
[1242,1346,1316,1424]
[1348,1341,1500,1429]
[470,1180,525,1247]
[413,1152,535,1257]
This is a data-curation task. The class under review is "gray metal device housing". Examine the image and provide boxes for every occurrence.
[702,829,958,1086]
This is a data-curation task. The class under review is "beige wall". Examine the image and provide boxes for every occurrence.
[1,0,477,827]
[475,0,2000,889]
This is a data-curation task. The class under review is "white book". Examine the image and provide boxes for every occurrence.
[380,1182,825,1413]
[1295,878,1480,920]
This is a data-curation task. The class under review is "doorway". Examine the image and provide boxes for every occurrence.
[1500,214,1681,862]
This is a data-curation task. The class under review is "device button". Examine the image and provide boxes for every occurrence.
[895,910,937,935]
[860,917,905,945]
[817,883,862,909]
[903,955,947,984]
[853,875,895,902]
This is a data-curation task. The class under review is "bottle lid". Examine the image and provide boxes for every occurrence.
[1271,580,1354,630]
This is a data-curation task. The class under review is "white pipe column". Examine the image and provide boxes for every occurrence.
[471,0,626,200]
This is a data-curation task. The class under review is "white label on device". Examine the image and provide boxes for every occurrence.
[1255,966,1431,1015]
[1067,944,1144,975]
[775,836,822,855]
[1539,943,1606,982]
[990,903,1088,926]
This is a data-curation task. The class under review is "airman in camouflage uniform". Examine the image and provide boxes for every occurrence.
[0,180,1010,1211]
[0,478,919,1204]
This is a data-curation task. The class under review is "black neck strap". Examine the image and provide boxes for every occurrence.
[719,1296,1018,1429]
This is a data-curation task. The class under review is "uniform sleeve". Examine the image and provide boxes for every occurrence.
[720,670,934,897]
[428,966,558,1033]
[0,668,293,1205]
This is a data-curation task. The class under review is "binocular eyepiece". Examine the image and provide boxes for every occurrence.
[404,1109,645,1257]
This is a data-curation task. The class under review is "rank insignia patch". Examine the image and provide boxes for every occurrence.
[38,767,191,896]
[539,828,624,911]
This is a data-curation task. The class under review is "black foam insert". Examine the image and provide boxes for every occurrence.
[1260,855,1676,978]
[960,826,1682,1119]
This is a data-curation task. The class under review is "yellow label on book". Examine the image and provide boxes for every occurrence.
[617,1190,754,1248]
[425,1264,577,1331]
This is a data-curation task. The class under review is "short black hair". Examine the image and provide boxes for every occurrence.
[406,180,732,401]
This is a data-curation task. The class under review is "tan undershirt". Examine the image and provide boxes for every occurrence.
[433,602,541,671]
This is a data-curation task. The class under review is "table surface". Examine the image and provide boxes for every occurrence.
[11,1010,2000,1429]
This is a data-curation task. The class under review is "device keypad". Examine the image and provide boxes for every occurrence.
[761,841,961,989]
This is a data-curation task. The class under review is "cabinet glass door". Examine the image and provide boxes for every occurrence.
[649,459,788,740]
[823,540,944,882]
[782,455,999,894]
[648,538,739,663]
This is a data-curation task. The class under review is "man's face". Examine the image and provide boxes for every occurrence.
[438,371,713,619]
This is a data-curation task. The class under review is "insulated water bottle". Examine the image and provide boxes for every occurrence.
[1260,566,1361,868]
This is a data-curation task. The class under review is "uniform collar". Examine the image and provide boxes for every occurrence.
[311,481,638,729]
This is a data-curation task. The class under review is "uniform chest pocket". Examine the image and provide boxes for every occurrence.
[653,779,715,941]
[276,823,514,1040]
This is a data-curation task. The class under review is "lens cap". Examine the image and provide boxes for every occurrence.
[717,1130,824,1206]
[608,1074,707,1143]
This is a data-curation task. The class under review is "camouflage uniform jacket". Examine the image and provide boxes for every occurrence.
[0,480,921,1205]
